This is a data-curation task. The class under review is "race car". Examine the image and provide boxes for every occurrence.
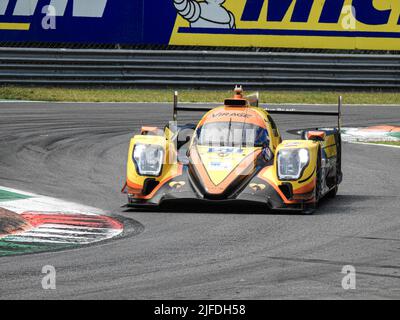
[122,86,343,214]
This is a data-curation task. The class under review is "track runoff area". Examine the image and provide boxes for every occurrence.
[0,186,123,257]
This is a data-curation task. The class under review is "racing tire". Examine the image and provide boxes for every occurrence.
[303,149,322,215]
[327,185,338,199]
[302,203,317,215]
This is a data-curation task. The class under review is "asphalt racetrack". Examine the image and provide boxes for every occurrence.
[0,102,399,299]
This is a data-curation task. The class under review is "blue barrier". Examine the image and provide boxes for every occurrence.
[0,1,400,50]
[0,0,176,44]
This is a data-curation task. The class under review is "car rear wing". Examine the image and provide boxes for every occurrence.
[173,91,342,131]
[265,96,343,131]
[173,91,214,121]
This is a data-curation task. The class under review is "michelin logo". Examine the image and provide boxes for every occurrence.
[0,0,108,18]
[173,0,235,29]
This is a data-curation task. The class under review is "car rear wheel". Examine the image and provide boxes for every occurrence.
[303,149,322,215]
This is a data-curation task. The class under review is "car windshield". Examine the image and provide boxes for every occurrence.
[195,121,269,147]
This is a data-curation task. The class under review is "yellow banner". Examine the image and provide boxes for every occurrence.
[0,23,30,31]
[170,0,400,50]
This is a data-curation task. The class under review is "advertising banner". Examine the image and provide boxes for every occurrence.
[0,0,399,50]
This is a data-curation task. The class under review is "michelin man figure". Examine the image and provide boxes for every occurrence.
[173,0,236,29]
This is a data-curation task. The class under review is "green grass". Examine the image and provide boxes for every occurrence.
[1,85,400,105]
[0,189,31,202]
[369,141,400,146]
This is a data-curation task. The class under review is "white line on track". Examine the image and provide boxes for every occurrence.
[347,141,400,149]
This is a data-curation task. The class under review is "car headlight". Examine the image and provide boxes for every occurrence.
[133,144,164,176]
[277,148,309,180]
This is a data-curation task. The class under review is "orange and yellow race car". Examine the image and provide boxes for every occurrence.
[122,86,343,214]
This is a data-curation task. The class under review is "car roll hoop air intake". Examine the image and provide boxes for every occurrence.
[172,85,260,123]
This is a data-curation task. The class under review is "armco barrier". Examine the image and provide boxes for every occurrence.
[0,48,399,90]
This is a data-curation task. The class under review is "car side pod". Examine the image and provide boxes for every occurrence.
[266,96,343,215]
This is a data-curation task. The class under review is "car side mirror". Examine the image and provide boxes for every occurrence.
[307,131,326,141]
[262,142,273,162]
